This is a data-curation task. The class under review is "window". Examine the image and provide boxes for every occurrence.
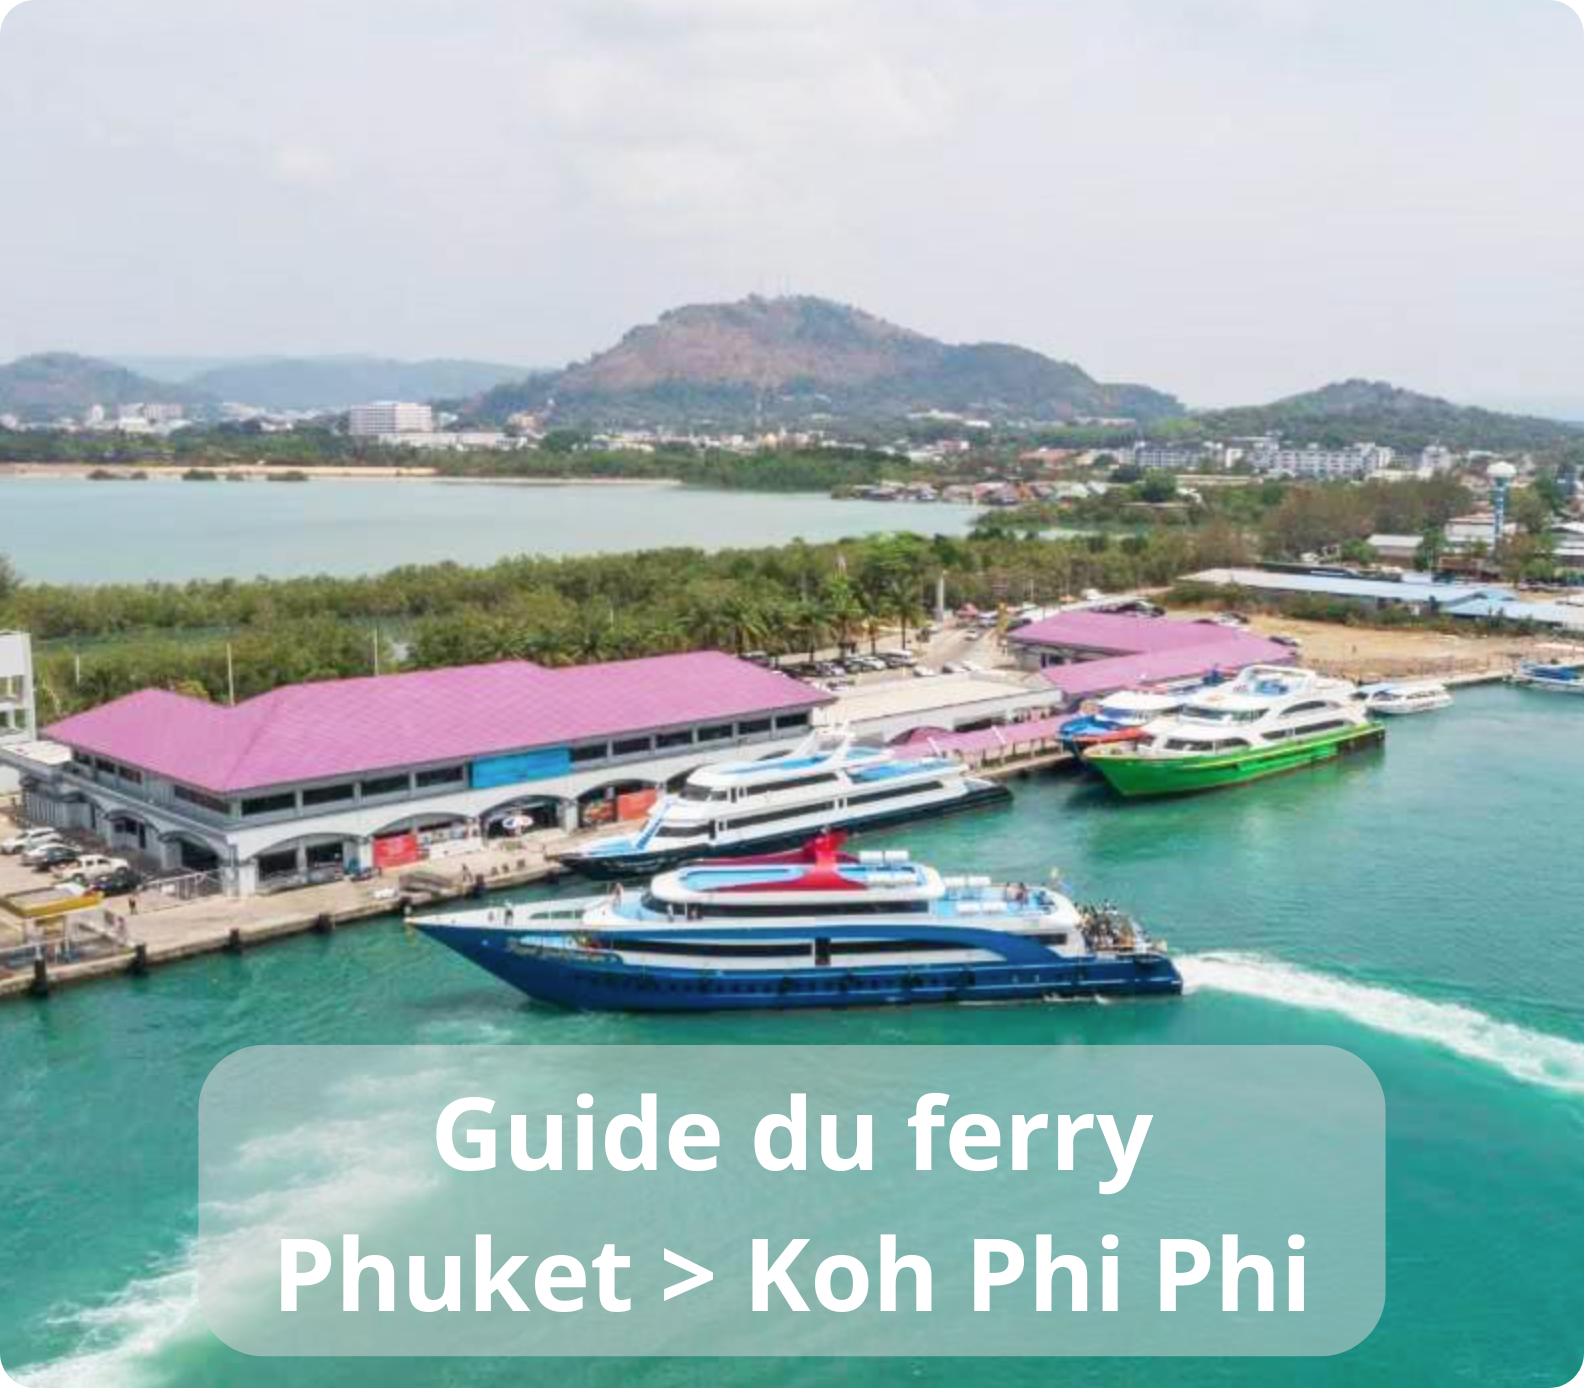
[570,743,609,764]
[360,774,410,798]
[1285,701,1336,716]
[738,718,772,735]
[242,792,297,817]
[849,780,943,807]
[656,730,694,749]
[697,724,734,743]
[678,784,722,803]
[733,799,838,829]
[654,824,705,839]
[305,841,346,868]
[302,783,356,808]
[775,712,812,730]
[415,765,466,789]
[753,772,840,796]
[174,784,231,816]
[613,736,652,757]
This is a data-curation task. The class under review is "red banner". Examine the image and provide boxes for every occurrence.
[373,832,422,870]
[616,788,659,821]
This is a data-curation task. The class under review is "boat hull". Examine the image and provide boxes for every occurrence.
[1087,722,1384,799]
[558,780,1013,881]
[419,924,1182,1012]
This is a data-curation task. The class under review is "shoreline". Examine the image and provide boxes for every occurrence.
[0,462,685,487]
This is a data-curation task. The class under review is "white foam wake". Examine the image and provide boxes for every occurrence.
[1179,952,1584,1095]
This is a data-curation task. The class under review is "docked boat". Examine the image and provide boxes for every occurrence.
[1084,665,1382,798]
[419,833,1181,1011]
[1512,661,1584,694]
[1058,685,1198,755]
[556,729,1010,880]
[1361,680,1453,716]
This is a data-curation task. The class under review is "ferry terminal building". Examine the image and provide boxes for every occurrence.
[1,653,835,896]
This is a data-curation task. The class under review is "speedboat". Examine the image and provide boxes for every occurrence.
[1085,665,1382,798]
[556,729,1010,880]
[1059,684,1199,756]
[419,832,1181,1012]
[1361,681,1453,716]
[1512,661,1584,694]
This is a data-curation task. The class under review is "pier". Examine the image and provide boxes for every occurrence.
[0,734,1079,1001]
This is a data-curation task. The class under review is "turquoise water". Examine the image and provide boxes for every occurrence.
[0,479,980,583]
[2,685,1583,1385]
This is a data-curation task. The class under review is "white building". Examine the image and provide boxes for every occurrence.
[1250,441,1394,480]
[348,401,434,437]
[1421,445,1456,474]
[0,632,38,794]
[1131,441,1226,471]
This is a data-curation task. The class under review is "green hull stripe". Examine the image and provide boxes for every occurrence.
[1089,723,1385,798]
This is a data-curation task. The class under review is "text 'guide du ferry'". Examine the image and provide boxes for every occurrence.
[419,832,1182,1012]
[556,728,1010,879]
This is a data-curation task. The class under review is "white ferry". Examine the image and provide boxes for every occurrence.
[421,833,1181,1012]
[556,729,1011,880]
[1361,680,1453,716]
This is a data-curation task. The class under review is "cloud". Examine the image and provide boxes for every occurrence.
[268,145,336,188]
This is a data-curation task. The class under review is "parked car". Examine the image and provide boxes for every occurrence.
[28,843,81,870]
[911,665,939,678]
[56,853,127,880]
[880,651,916,668]
[2,827,61,856]
[1270,633,1303,650]
[60,864,141,896]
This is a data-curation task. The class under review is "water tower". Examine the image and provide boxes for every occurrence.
[1488,461,1517,552]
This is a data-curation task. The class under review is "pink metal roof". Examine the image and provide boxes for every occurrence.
[1039,633,1294,702]
[1011,611,1232,654]
[899,716,1066,756]
[47,653,832,793]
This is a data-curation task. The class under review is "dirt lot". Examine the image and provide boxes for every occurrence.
[1171,607,1584,684]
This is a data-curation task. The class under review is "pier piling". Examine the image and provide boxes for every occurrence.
[29,956,49,998]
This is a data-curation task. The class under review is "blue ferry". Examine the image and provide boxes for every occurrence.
[556,729,1010,881]
[418,833,1182,1012]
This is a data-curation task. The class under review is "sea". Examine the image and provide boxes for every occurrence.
[1,685,1582,1386]
[0,478,982,583]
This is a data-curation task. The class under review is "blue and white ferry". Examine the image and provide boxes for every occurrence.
[418,832,1182,1012]
[556,730,1010,881]
[1513,661,1584,694]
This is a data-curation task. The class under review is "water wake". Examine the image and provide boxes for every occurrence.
[1179,952,1584,1095]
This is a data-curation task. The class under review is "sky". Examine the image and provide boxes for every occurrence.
[0,0,1581,410]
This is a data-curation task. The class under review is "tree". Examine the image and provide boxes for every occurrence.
[1137,472,1178,504]
[0,553,17,605]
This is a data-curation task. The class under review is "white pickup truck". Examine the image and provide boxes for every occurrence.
[54,853,128,880]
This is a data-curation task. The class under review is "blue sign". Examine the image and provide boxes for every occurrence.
[470,748,572,789]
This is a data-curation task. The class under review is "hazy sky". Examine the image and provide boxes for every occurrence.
[0,0,1581,409]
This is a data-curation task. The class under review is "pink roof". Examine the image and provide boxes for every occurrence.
[47,653,832,793]
[1011,611,1233,654]
[1040,633,1294,702]
[899,716,1066,756]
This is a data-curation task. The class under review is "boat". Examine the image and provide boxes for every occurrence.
[1512,661,1584,694]
[1361,680,1453,716]
[555,729,1011,880]
[418,832,1181,1012]
[1084,665,1383,798]
[1058,684,1200,756]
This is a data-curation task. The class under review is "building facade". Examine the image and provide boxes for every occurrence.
[348,401,434,436]
[1249,442,1394,479]
[0,631,37,794]
[0,653,832,895]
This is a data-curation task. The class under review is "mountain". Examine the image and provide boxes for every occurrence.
[466,296,1182,428]
[1190,379,1584,453]
[0,353,212,422]
[179,356,533,412]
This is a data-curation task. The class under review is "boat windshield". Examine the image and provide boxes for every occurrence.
[1181,705,1264,723]
[676,784,722,802]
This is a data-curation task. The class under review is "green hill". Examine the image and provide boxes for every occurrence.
[465,296,1182,429]
[0,353,211,422]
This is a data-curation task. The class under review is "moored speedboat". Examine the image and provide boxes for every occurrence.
[1085,665,1382,798]
[556,729,1010,880]
[1512,661,1584,694]
[1059,685,1198,755]
[419,832,1181,1012]
[1361,680,1453,716]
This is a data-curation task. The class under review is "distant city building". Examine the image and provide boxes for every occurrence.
[1249,441,1394,480]
[1420,444,1456,474]
[1131,441,1226,472]
[348,401,434,437]
[374,431,521,451]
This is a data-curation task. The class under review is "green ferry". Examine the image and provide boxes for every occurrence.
[1085,665,1384,799]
